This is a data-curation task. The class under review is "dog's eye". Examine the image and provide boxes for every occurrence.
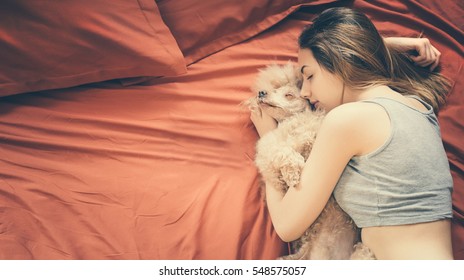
[285,93,294,100]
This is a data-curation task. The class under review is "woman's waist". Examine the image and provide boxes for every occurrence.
[361,219,453,259]
[334,177,453,228]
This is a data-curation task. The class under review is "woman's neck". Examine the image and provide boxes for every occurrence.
[350,85,399,102]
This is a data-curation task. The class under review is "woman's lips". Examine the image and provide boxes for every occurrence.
[311,101,319,110]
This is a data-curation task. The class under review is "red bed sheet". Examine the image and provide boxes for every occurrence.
[0,0,463,259]
[0,15,306,260]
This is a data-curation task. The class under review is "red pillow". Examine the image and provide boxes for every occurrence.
[156,0,338,64]
[0,0,186,97]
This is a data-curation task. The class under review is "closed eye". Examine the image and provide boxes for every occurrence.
[285,93,294,100]
[306,75,313,80]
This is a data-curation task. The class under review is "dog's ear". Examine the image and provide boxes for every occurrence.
[270,79,281,88]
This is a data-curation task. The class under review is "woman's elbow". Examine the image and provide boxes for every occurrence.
[273,223,303,242]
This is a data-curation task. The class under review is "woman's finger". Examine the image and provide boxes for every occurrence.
[250,107,262,122]
[410,41,427,65]
[430,45,441,71]
[410,38,437,67]
[424,43,433,65]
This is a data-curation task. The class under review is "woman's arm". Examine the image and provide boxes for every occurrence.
[384,37,441,70]
[264,104,365,241]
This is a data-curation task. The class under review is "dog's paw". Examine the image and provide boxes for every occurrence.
[280,155,305,188]
[277,254,298,260]
[349,242,376,260]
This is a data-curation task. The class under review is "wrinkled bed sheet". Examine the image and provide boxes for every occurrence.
[0,0,463,259]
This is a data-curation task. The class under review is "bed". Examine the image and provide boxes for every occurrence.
[0,0,462,260]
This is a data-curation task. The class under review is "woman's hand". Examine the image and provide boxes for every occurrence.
[250,108,277,138]
[384,37,441,71]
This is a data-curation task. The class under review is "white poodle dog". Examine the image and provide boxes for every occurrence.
[245,62,375,260]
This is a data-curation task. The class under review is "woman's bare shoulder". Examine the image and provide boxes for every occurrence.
[322,102,391,156]
[323,102,384,130]
[329,101,386,117]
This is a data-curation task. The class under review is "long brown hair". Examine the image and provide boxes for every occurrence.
[298,7,450,113]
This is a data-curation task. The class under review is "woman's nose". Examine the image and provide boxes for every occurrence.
[300,82,311,99]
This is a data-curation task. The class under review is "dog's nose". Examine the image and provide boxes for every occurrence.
[258,91,267,98]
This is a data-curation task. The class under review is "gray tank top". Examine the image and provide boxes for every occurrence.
[333,96,453,228]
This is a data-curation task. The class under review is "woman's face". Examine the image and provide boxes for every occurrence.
[297,48,345,112]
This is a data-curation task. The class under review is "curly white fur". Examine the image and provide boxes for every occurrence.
[245,62,375,260]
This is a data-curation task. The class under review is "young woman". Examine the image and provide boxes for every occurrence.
[251,7,453,259]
